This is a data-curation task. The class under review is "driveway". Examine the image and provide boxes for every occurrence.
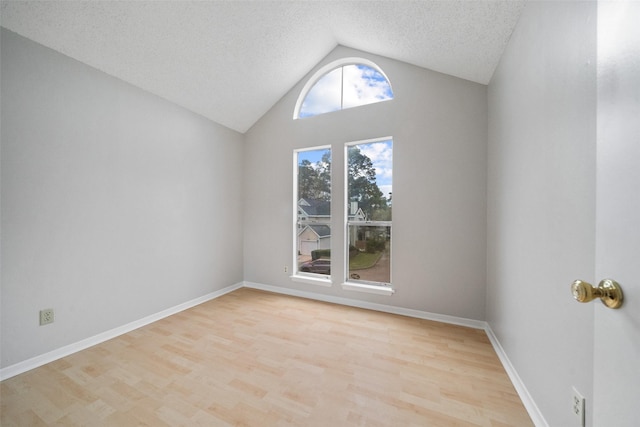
[350,251,390,283]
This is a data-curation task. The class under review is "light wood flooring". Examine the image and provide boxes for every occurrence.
[1,288,533,426]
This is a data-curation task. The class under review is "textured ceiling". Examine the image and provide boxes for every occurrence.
[0,1,524,133]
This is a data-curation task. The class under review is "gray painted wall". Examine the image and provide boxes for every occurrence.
[3,7,600,424]
[487,2,596,426]
[1,29,245,368]
[244,46,487,320]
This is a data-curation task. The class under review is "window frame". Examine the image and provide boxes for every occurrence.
[291,145,333,286]
[342,137,394,295]
[293,57,394,120]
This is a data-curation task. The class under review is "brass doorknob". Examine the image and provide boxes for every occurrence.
[571,279,624,309]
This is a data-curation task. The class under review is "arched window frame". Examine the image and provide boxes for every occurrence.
[293,57,394,120]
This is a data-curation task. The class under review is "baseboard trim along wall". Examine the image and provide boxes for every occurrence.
[484,325,549,427]
[0,282,244,381]
[1,280,546,426]
[243,281,486,329]
[244,281,547,427]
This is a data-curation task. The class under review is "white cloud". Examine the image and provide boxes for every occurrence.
[343,65,393,109]
[359,140,393,192]
[299,68,341,117]
[379,184,393,199]
[299,64,393,118]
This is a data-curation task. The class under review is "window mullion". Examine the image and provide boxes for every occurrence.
[340,66,344,110]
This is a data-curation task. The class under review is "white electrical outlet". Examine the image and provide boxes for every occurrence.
[39,308,54,326]
[572,387,585,426]
[284,266,288,273]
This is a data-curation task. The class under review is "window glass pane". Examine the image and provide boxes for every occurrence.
[347,140,393,221]
[296,61,394,119]
[298,149,331,206]
[346,138,392,286]
[296,148,331,277]
[298,68,342,118]
[298,225,331,274]
[348,225,391,284]
[342,64,394,109]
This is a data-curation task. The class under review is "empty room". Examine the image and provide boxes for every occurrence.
[1,1,638,426]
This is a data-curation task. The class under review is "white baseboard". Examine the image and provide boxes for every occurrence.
[244,281,546,426]
[1,279,546,427]
[484,324,549,427]
[0,282,243,381]
[243,281,486,329]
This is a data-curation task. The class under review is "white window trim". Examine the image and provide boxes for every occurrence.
[291,274,332,287]
[292,145,333,285]
[293,57,393,120]
[344,137,394,293]
[341,281,395,296]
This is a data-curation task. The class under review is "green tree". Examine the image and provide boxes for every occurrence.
[347,146,390,220]
[298,151,331,201]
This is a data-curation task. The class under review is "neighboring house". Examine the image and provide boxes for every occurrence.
[297,198,331,256]
[297,198,330,221]
[298,198,366,222]
[297,224,331,256]
[297,198,366,255]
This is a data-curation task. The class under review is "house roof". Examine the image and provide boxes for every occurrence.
[298,199,330,217]
[0,1,524,133]
[299,225,331,238]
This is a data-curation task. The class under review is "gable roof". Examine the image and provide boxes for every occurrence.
[298,198,330,217]
[298,225,331,239]
[0,1,524,133]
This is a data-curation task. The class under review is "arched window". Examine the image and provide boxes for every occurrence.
[294,58,393,119]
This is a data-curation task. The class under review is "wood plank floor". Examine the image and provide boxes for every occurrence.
[1,288,533,426]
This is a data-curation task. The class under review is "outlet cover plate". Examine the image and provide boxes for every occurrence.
[572,387,585,426]
[40,308,54,325]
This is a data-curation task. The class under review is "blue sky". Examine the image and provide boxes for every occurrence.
[299,64,393,118]
[342,65,393,108]
[356,139,393,199]
[298,148,329,166]
[298,139,392,200]
[297,63,393,198]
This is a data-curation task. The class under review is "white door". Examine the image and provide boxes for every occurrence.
[594,2,640,425]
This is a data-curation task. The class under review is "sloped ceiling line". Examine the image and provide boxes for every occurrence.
[0,1,524,133]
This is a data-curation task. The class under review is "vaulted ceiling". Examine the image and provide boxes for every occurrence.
[0,1,525,133]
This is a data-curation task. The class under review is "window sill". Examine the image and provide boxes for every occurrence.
[341,282,395,296]
[290,275,332,287]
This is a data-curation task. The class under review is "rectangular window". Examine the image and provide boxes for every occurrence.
[345,138,392,288]
[293,146,332,282]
